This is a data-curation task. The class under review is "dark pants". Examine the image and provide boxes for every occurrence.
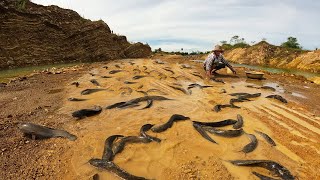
[204,62,226,71]
[214,62,226,71]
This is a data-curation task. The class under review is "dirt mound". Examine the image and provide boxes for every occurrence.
[223,41,320,73]
[123,42,153,58]
[224,41,303,66]
[287,50,320,73]
[0,0,151,69]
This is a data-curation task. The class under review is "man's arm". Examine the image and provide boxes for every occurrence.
[206,68,213,76]
[204,53,215,77]
[221,56,236,74]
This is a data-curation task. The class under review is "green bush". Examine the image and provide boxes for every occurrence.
[233,42,250,48]
[281,37,302,49]
[16,0,28,10]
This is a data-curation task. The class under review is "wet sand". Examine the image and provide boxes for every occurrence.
[56,58,320,179]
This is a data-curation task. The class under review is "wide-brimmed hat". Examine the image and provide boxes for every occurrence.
[213,45,224,52]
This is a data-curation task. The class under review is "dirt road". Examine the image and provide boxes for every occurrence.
[1,58,319,180]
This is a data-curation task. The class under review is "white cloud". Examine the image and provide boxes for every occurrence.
[32,0,320,50]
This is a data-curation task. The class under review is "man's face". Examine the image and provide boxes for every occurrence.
[214,51,223,56]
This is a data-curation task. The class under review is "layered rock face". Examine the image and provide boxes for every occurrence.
[0,0,151,69]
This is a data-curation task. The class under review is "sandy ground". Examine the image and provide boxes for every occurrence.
[0,57,319,180]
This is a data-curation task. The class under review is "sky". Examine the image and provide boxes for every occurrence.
[32,0,320,52]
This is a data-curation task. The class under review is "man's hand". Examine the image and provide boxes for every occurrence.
[232,70,237,74]
[206,71,211,77]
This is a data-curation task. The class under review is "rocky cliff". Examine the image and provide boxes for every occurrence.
[223,41,320,73]
[0,0,151,69]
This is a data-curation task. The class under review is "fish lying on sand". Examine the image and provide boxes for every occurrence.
[72,106,102,119]
[265,95,288,103]
[68,97,88,101]
[81,89,106,95]
[162,68,175,75]
[112,136,151,155]
[192,122,217,144]
[229,97,250,106]
[124,81,137,84]
[101,76,112,78]
[136,90,148,96]
[140,124,161,142]
[241,133,258,153]
[105,102,126,109]
[168,85,191,95]
[89,159,149,180]
[71,81,80,87]
[233,114,244,129]
[102,135,124,161]
[192,119,237,127]
[211,77,225,84]
[213,104,237,112]
[152,114,190,133]
[255,130,276,146]
[188,83,213,89]
[124,95,172,106]
[229,99,242,108]
[230,160,295,180]
[191,72,204,79]
[142,66,147,70]
[229,93,251,96]
[139,99,153,109]
[252,171,279,180]
[109,70,123,74]
[229,93,261,98]
[90,79,100,86]
[18,122,77,141]
[117,103,140,109]
[203,127,244,137]
[246,85,276,91]
[146,88,168,95]
[106,96,172,110]
[133,75,147,80]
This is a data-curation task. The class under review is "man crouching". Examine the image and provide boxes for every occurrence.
[203,45,236,77]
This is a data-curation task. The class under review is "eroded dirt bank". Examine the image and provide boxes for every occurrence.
[0,0,151,69]
[0,58,319,180]
[223,41,320,73]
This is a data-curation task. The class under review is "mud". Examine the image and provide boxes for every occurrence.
[0,58,319,180]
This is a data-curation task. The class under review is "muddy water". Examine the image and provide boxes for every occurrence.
[59,59,319,179]
[191,60,320,78]
[232,63,320,79]
[0,62,83,82]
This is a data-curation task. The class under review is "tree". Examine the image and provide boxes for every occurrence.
[230,35,239,44]
[281,37,301,49]
[220,40,227,45]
